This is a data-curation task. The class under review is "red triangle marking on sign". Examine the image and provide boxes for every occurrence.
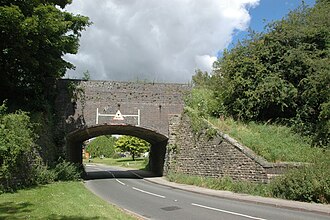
[113,110,124,120]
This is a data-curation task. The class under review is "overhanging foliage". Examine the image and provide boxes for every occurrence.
[0,0,90,108]
[212,1,329,147]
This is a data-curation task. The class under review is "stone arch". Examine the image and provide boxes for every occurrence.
[66,124,168,176]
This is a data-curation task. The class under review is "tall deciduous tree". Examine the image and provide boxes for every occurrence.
[0,0,90,108]
[115,136,150,161]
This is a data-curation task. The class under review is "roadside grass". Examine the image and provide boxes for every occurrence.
[167,172,271,197]
[85,157,148,170]
[167,157,330,204]
[0,181,137,220]
[208,117,328,163]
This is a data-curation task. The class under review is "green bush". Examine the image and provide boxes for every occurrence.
[0,102,82,192]
[35,165,56,185]
[53,160,81,181]
[0,103,41,191]
[185,88,224,118]
[270,156,330,203]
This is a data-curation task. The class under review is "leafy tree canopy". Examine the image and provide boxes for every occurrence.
[115,136,150,161]
[211,1,329,146]
[86,135,117,158]
[0,0,90,108]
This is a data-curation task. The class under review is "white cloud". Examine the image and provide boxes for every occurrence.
[64,0,259,82]
[195,55,218,73]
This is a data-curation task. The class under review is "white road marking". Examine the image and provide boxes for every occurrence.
[191,203,268,220]
[107,171,127,186]
[132,187,166,199]
[115,179,126,186]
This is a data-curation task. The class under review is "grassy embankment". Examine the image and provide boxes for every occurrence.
[208,117,328,163]
[85,157,148,170]
[167,115,330,203]
[0,181,137,220]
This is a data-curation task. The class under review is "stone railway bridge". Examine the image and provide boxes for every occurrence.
[55,79,191,175]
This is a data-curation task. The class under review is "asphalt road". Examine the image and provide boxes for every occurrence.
[84,164,330,220]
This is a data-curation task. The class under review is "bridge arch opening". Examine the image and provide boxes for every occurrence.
[66,124,168,176]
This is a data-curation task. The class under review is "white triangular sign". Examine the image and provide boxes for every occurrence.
[113,110,124,120]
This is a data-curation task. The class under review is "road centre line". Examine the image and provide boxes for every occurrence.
[132,187,166,199]
[115,179,126,186]
[109,169,165,198]
[107,171,126,186]
[191,203,268,220]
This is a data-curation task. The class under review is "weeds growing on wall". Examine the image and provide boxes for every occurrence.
[184,107,217,138]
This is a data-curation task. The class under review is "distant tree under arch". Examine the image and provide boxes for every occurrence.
[115,136,150,161]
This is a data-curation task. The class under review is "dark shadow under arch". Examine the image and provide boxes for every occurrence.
[66,124,168,176]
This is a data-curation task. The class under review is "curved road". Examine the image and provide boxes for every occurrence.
[84,164,329,220]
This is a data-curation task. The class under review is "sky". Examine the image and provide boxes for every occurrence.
[64,0,315,83]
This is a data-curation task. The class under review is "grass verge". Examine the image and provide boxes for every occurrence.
[167,159,330,204]
[167,172,271,197]
[0,181,137,220]
[85,157,148,170]
[208,117,328,162]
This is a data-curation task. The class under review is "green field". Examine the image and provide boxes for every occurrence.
[0,181,137,220]
[86,157,148,170]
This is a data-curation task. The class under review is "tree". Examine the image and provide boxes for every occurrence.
[86,135,117,158]
[115,136,150,161]
[0,0,90,108]
[213,1,330,146]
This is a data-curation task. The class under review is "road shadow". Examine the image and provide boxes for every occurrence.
[84,169,159,180]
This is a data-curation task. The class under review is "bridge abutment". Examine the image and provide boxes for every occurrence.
[149,139,168,176]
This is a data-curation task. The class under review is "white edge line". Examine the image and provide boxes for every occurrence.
[132,187,166,199]
[191,203,268,220]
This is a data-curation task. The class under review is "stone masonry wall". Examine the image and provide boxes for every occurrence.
[55,79,191,136]
[165,111,302,183]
